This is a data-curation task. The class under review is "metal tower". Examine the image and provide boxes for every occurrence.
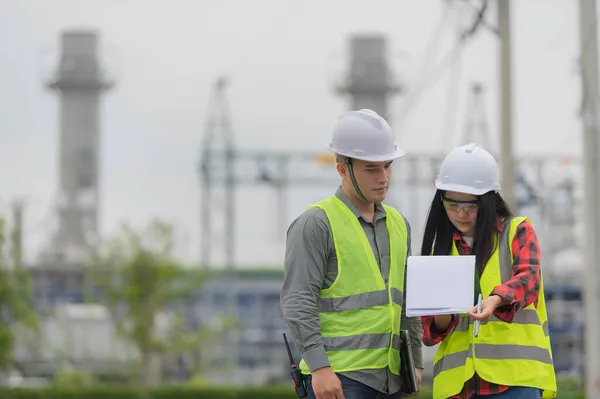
[459,81,539,208]
[334,34,401,121]
[461,82,492,149]
[45,30,113,263]
[199,77,235,269]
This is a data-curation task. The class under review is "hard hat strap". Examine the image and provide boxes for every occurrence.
[344,157,368,202]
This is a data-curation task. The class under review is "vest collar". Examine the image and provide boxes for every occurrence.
[334,186,386,221]
[452,216,505,242]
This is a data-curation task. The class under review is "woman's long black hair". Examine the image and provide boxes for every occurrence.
[420,189,513,274]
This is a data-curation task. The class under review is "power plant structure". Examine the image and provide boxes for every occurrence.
[43,30,113,264]
[334,34,401,122]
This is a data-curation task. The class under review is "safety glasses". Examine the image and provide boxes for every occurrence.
[441,196,479,213]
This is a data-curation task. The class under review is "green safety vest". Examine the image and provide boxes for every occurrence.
[432,216,557,399]
[298,195,408,375]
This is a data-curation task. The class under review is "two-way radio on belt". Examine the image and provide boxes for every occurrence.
[283,333,307,399]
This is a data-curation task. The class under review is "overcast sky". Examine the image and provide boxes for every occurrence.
[0,0,583,267]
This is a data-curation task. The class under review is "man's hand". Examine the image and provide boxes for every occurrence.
[416,367,422,391]
[466,295,504,322]
[311,367,345,399]
[404,368,423,397]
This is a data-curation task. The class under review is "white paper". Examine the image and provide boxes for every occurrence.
[405,255,476,317]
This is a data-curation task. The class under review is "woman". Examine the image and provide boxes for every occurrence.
[420,143,556,399]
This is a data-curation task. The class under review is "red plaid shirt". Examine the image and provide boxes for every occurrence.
[421,217,542,398]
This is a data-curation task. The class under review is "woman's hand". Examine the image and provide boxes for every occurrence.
[466,295,504,322]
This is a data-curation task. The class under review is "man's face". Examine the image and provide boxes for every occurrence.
[342,159,393,203]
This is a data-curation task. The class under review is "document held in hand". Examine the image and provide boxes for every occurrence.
[405,255,476,317]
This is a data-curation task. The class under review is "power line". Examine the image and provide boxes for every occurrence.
[398,39,467,120]
[398,0,490,121]
[414,1,456,85]
[397,1,456,121]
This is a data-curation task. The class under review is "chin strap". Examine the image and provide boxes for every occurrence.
[344,157,368,202]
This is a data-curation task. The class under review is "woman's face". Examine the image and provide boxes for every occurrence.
[442,191,479,237]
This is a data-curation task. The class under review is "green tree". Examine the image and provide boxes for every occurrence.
[88,219,217,388]
[0,216,39,372]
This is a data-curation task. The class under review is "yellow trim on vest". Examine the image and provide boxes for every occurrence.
[297,196,408,376]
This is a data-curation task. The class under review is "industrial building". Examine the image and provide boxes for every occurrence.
[13,261,586,385]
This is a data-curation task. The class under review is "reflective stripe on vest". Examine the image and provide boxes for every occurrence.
[433,343,553,378]
[452,309,549,336]
[297,196,408,375]
[323,332,402,353]
[318,287,404,312]
[318,288,404,354]
[431,216,557,399]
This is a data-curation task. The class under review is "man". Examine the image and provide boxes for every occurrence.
[280,109,423,399]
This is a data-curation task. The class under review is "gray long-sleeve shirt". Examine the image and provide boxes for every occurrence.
[280,186,423,395]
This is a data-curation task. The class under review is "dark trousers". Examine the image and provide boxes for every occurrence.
[304,373,403,399]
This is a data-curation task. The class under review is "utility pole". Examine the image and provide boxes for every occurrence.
[578,0,600,396]
[498,0,517,212]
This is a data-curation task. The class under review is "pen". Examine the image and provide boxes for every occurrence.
[474,293,482,337]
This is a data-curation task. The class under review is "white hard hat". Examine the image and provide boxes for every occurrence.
[435,143,500,195]
[328,109,405,162]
